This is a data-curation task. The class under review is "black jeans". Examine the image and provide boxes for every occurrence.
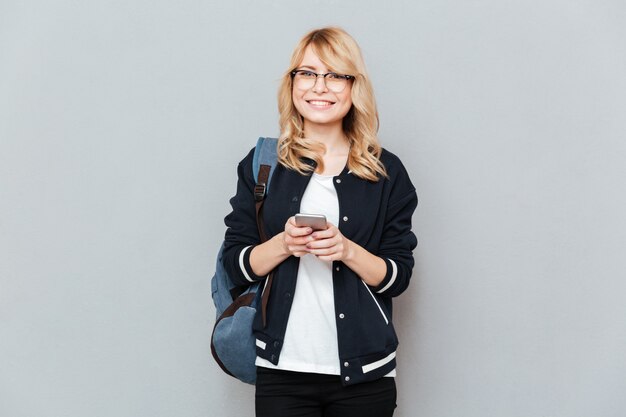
[255,367,397,417]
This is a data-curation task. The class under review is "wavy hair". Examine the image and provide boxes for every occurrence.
[277,27,387,181]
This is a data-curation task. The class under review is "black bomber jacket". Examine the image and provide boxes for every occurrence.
[222,146,418,386]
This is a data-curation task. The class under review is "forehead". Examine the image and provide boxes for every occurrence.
[297,45,331,71]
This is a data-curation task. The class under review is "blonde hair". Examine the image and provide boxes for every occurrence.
[277,27,387,181]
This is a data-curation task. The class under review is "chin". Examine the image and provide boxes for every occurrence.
[306,116,342,126]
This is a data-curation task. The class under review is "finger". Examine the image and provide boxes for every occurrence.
[311,223,338,240]
[316,253,337,261]
[288,235,314,246]
[307,236,339,250]
[288,225,313,237]
[285,222,312,236]
[322,221,335,229]
[307,245,338,256]
[311,229,333,240]
[288,243,309,252]
[286,217,311,235]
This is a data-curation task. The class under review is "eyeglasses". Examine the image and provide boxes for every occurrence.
[290,70,355,93]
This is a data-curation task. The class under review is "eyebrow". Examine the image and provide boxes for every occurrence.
[296,65,320,71]
[294,65,341,74]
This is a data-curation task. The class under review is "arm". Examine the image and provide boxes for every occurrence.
[371,190,418,296]
[222,150,267,287]
[304,224,387,287]
[223,150,317,283]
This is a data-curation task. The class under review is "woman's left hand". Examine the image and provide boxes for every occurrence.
[306,222,387,287]
[304,222,354,262]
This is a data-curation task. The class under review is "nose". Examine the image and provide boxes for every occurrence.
[311,75,328,93]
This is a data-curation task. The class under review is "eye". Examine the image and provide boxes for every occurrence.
[299,70,316,78]
[328,73,350,81]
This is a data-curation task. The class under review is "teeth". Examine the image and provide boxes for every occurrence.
[309,100,334,106]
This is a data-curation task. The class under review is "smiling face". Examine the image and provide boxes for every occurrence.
[292,45,353,133]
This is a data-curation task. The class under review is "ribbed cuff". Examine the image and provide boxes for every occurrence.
[373,258,398,294]
[238,245,266,282]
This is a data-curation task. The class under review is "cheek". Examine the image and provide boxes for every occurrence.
[339,89,353,114]
[292,90,305,114]
[338,97,353,118]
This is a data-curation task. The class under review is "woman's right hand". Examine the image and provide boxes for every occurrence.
[282,216,314,257]
[250,216,313,276]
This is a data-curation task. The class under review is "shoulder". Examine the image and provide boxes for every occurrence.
[379,148,414,187]
[238,147,256,167]
[234,147,257,180]
[379,148,403,169]
[377,147,417,208]
[237,136,280,175]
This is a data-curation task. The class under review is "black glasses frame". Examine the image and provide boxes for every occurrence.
[290,70,355,83]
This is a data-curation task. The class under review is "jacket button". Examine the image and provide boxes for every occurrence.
[339,313,345,319]
[273,341,280,348]
[344,376,350,382]
[344,362,349,367]
[335,178,342,184]
[342,216,348,222]
[292,196,298,202]
[270,354,276,362]
[335,266,340,271]
[285,292,291,299]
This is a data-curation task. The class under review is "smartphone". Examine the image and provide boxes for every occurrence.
[295,213,327,230]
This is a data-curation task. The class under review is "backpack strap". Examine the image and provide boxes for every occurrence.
[252,137,278,328]
[253,137,278,194]
[252,137,278,242]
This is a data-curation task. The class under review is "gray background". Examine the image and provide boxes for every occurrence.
[1,1,625,416]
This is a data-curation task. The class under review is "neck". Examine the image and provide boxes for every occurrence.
[303,121,350,155]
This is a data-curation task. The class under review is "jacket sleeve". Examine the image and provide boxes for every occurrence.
[371,155,418,298]
[222,148,268,287]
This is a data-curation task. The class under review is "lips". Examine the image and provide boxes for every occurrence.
[307,100,336,108]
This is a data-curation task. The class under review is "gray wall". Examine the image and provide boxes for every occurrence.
[1,1,625,416]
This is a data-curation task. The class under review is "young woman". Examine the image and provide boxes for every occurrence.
[222,27,417,417]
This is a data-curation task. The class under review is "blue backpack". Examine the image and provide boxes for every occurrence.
[210,137,278,384]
